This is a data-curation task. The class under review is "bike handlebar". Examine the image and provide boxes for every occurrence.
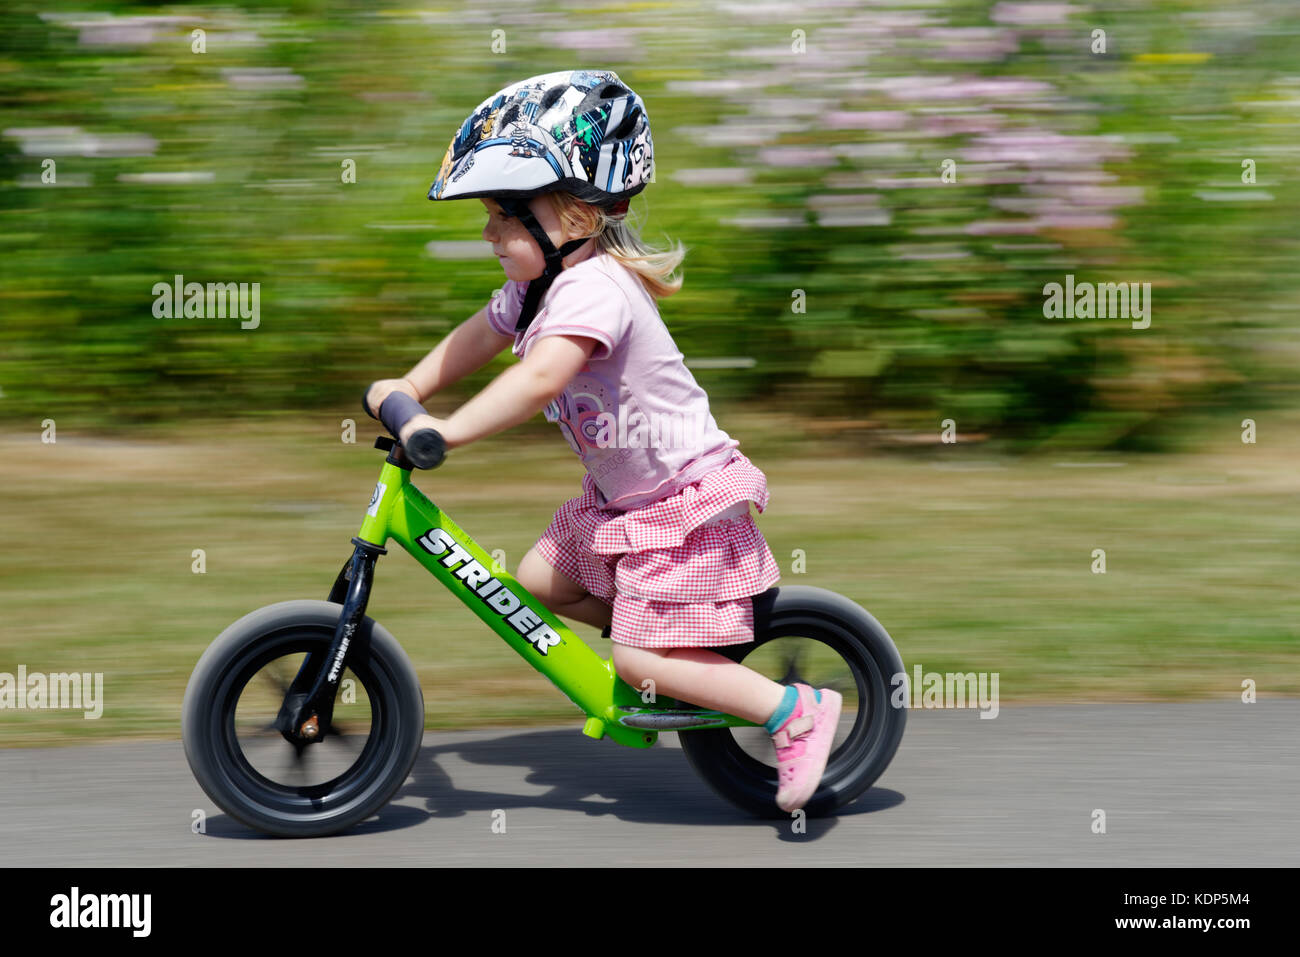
[363,385,446,470]
[402,428,446,470]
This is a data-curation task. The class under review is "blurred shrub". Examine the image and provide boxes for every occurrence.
[1,1,1297,451]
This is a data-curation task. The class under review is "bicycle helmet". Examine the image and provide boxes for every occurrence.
[427,69,655,333]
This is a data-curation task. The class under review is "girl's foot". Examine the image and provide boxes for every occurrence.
[769,683,843,813]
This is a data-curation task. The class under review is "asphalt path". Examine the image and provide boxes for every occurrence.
[1,701,1296,866]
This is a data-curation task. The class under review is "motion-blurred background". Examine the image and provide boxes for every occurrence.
[1,1,1297,744]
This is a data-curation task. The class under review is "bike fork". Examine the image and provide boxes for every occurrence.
[276,537,387,747]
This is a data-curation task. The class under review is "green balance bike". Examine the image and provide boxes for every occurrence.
[182,424,907,837]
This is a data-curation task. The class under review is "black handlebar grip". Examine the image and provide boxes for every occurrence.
[377,391,446,469]
[404,429,446,470]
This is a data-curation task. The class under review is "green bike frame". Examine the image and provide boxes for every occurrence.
[352,445,759,749]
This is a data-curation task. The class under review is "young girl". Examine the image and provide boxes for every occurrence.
[366,70,840,813]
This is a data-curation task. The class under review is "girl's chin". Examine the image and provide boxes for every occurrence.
[501,264,543,282]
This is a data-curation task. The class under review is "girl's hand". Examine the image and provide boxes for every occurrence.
[365,378,421,418]
[399,413,456,449]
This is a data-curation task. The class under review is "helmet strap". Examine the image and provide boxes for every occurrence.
[496,197,593,334]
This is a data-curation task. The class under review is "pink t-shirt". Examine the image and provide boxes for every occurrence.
[486,249,738,511]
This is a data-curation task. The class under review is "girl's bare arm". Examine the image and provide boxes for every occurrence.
[402,305,515,399]
[366,304,514,412]
[399,334,598,449]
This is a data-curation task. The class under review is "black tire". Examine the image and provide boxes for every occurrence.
[181,600,424,838]
[678,585,906,819]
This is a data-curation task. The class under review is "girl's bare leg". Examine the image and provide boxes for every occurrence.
[611,644,787,725]
[517,548,786,724]
[515,546,612,629]
[551,594,613,630]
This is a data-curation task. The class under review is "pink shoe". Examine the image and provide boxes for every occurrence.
[771,684,843,813]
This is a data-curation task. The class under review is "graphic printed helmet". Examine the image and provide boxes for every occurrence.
[428,70,655,332]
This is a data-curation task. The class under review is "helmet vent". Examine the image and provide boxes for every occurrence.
[611,108,641,140]
[540,87,565,111]
[600,83,629,99]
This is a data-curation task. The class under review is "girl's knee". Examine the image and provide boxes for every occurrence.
[513,547,549,593]
[516,546,584,607]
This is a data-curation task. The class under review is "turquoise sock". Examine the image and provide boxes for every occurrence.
[763,685,821,734]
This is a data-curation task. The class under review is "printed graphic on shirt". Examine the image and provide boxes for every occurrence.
[544,367,619,457]
[545,365,714,459]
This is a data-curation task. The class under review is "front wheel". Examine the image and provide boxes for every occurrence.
[182,600,425,838]
[678,585,906,819]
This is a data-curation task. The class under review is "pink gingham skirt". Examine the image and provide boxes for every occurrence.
[533,450,781,648]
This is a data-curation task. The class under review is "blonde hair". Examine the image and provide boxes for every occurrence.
[544,191,685,299]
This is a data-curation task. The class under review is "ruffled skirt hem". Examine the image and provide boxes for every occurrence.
[532,450,781,648]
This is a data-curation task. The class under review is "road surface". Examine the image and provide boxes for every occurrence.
[1,701,1296,866]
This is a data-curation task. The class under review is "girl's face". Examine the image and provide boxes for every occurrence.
[480,196,574,282]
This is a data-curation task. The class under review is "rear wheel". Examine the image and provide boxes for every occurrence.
[182,600,424,838]
[678,586,905,818]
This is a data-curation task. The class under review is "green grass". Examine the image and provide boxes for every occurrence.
[1,407,1297,746]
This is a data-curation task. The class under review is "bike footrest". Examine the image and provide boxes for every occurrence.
[615,708,731,731]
